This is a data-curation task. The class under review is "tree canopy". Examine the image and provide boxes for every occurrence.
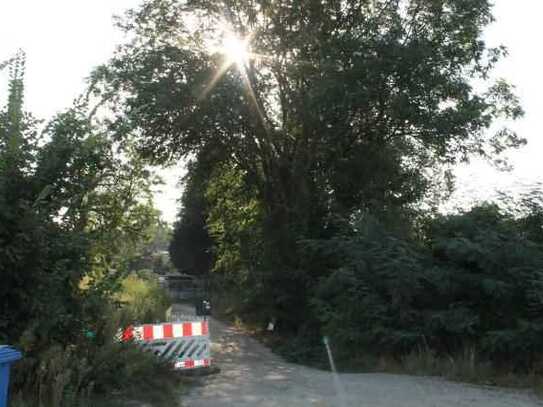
[100,0,523,214]
[97,0,525,327]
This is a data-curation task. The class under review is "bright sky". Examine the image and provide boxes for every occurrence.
[451,1,543,210]
[0,1,541,222]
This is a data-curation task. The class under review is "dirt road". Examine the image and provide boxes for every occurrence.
[175,305,542,406]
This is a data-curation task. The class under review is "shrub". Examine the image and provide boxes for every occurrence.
[118,271,171,324]
[11,301,180,407]
[310,214,433,358]
[1,52,179,407]
[310,203,543,371]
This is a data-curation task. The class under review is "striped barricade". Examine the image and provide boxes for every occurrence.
[121,321,211,370]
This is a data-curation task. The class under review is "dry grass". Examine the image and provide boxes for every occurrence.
[395,346,543,394]
[400,347,493,382]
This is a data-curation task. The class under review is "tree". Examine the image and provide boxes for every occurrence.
[0,50,84,343]
[0,50,183,405]
[95,0,524,329]
[169,153,215,276]
[128,218,175,274]
[0,50,159,343]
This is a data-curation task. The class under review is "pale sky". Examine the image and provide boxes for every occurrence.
[0,1,541,222]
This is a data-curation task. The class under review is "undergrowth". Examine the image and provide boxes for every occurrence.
[11,335,183,407]
[10,273,181,407]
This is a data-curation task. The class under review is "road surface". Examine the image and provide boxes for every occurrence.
[173,304,542,407]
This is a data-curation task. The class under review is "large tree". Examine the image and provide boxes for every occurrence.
[96,0,524,326]
[169,154,214,276]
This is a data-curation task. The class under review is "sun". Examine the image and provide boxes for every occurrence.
[221,33,250,66]
[198,28,255,101]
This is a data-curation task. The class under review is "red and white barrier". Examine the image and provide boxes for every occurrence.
[174,358,211,369]
[120,321,212,370]
[122,321,209,342]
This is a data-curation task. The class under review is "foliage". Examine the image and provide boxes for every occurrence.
[130,219,174,274]
[24,0,537,387]
[310,201,543,370]
[206,163,264,279]
[169,153,215,276]
[0,51,178,406]
[118,271,171,323]
[94,0,525,334]
[12,304,180,407]
[0,51,88,346]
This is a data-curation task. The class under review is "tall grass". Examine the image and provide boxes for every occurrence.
[400,346,493,381]
[397,346,543,390]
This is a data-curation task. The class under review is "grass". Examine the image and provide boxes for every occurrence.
[10,346,185,407]
[340,346,543,395]
[400,346,494,382]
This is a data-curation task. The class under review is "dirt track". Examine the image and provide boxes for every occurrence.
[175,305,542,407]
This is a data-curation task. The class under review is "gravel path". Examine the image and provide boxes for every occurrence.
[174,305,542,407]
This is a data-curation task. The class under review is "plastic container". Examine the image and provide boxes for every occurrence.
[0,346,22,407]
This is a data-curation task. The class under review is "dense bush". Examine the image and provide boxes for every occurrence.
[310,203,543,370]
[1,53,180,406]
[118,271,171,323]
[11,303,178,407]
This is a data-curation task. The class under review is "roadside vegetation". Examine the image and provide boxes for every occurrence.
[0,52,180,406]
[119,272,172,324]
[116,0,543,392]
[3,0,543,403]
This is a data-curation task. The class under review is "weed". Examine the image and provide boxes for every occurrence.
[11,276,179,407]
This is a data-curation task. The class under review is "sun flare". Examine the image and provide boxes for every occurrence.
[221,34,250,66]
[198,28,255,102]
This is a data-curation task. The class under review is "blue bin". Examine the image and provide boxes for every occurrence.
[0,346,22,407]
